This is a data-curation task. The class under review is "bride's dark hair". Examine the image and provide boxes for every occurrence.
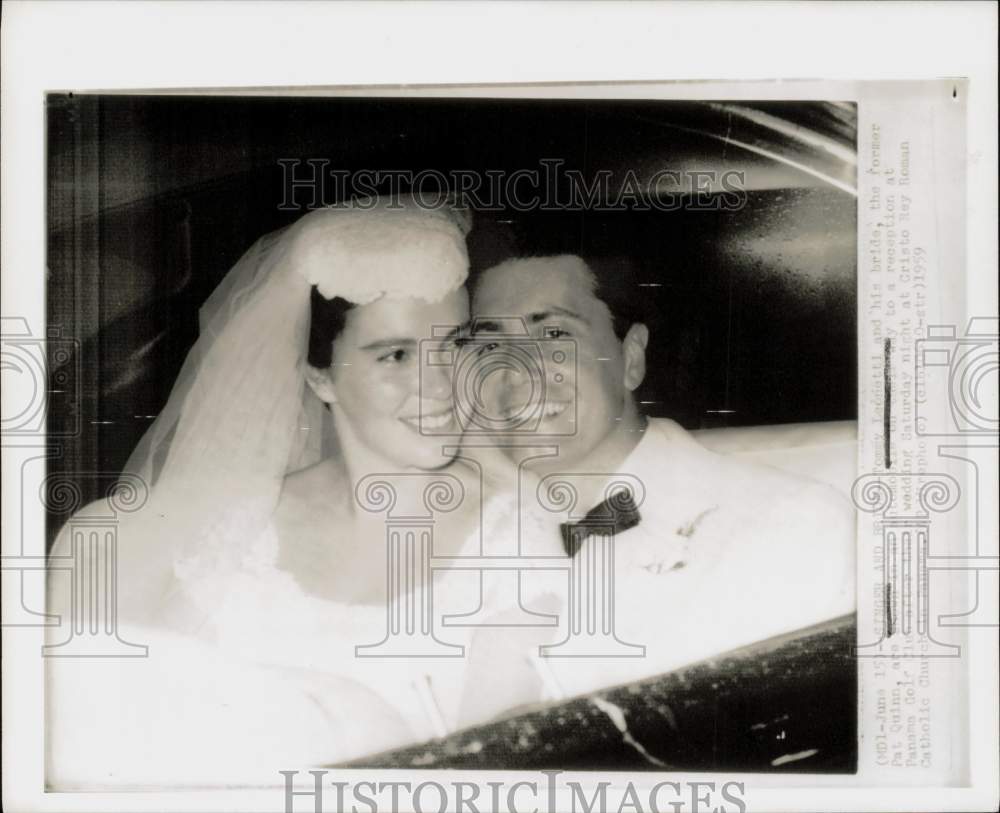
[307,286,355,368]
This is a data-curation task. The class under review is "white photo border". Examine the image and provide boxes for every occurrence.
[3,2,997,812]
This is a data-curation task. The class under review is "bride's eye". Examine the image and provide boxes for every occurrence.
[377,348,410,364]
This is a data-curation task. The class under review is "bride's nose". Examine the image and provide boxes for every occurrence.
[420,361,453,401]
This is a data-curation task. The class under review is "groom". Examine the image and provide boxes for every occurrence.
[468,252,855,698]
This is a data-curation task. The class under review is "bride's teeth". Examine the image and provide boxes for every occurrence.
[419,412,452,429]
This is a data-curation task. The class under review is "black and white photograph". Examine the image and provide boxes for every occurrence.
[41,94,858,784]
[2,3,997,812]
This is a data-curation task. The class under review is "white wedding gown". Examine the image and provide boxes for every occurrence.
[47,494,560,789]
[48,428,855,789]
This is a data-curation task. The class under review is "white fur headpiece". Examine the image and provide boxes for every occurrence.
[287,197,471,304]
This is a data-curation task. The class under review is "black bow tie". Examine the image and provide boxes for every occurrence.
[559,488,642,557]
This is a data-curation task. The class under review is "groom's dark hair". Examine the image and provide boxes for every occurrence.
[467,213,649,341]
[307,286,355,368]
[577,253,647,341]
[469,251,648,342]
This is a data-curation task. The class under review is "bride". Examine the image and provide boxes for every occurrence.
[46,197,554,787]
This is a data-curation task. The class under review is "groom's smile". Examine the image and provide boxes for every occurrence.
[471,254,648,476]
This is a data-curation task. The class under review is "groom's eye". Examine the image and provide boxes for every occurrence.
[377,348,410,363]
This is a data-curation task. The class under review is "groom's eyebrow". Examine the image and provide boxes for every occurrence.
[359,338,419,350]
[472,307,587,335]
[529,306,587,325]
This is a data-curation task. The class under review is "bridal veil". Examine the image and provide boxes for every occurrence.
[59,196,472,629]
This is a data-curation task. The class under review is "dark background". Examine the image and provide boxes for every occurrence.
[46,95,856,544]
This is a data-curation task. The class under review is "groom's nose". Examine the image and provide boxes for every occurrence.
[499,355,547,390]
[495,363,522,391]
[495,364,537,414]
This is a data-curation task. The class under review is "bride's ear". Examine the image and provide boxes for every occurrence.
[304,364,338,405]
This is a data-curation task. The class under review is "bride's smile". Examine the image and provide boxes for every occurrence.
[399,405,455,433]
[305,287,470,473]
